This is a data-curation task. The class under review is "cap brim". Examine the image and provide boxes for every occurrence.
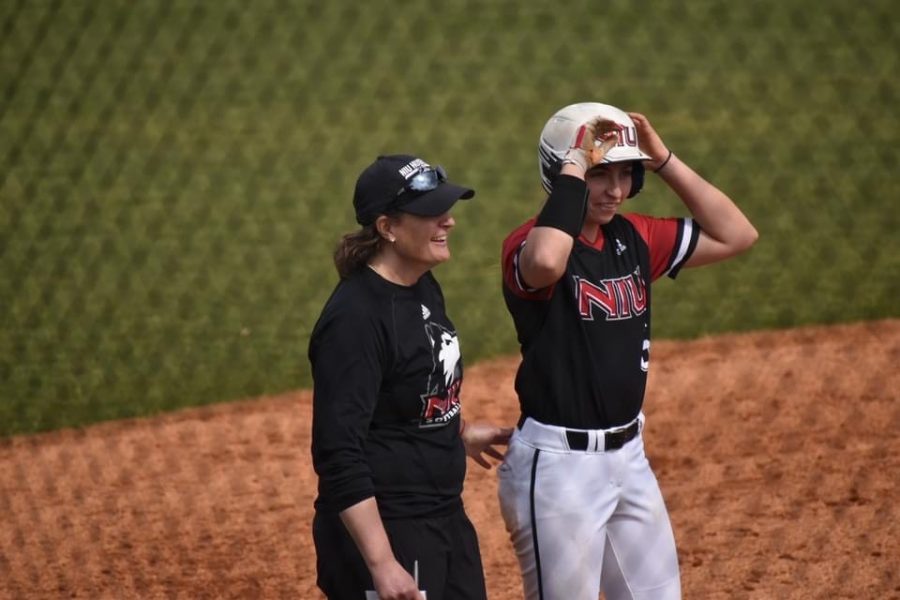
[398,182,475,217]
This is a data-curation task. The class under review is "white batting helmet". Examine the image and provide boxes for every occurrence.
[538,102,651,197]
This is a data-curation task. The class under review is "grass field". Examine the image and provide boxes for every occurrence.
[1,0,898,437]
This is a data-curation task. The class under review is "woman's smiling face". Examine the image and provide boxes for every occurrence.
[584,162,635,225]
[390,211,457,269]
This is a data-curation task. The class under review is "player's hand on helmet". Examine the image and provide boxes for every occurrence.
[370,559,425,599]
[627,112,671,171]
[460,421,514,469]
[562,117,619,173]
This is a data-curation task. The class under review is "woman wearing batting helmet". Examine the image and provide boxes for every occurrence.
[310,154,512,600]
[498,103,758,599]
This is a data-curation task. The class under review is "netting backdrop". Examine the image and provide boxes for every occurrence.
[2,0,898,434]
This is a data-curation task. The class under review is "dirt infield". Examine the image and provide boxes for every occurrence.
[2,320,899,599]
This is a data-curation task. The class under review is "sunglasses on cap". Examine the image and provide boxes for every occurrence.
[394,165,448,199]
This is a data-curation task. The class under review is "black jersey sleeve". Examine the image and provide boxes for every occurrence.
[309,302,387,513]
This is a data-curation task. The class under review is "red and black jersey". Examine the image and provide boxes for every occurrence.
[501,211,699,429]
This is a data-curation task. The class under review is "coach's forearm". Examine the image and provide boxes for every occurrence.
[339,497,395,569]
[340,499,421,597]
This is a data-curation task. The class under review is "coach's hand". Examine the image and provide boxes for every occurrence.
[460,421,514,469]
[371,558,424,600]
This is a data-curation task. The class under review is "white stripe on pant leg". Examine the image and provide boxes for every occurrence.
[500,422,627,600]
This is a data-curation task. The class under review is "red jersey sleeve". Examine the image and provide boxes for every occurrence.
[501,218,554,300]
[623,213,700,282]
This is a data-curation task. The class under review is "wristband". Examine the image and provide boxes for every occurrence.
[653,150,673,173]
[535,175,588,238]
[561,148,589,172]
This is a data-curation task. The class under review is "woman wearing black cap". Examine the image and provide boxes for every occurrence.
[309,155,512,600]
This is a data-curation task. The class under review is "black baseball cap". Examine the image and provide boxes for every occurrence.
[353,154,475,226]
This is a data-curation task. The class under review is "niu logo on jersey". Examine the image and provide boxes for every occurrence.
[574,268,647,321]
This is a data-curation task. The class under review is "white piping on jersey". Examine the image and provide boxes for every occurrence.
[664,218,695,277]
[517,218,696,288]
[513,240,540,293]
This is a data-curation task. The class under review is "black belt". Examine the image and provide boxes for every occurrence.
[565,420,640,452]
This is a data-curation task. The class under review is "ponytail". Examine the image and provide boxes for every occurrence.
[333,225,382,279]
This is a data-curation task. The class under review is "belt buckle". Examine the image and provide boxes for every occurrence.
[604,420,637,451]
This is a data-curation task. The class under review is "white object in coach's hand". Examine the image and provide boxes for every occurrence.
[365,560,426,599]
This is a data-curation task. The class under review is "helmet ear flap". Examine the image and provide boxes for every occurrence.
[628,161,645,198]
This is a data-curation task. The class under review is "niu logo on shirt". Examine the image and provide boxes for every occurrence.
[574,267,647,321]
[419,321,462,427]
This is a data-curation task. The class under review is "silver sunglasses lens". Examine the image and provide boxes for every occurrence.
[408,169,440,192]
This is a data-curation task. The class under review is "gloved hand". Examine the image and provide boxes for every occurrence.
[561,117,620,172]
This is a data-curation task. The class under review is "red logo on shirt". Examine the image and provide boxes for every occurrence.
[422,379,462,422]
[574,268,647,321]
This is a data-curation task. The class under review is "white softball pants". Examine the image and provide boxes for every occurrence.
[497,416,681,600]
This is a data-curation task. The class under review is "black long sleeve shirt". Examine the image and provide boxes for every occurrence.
[309,267,466,519]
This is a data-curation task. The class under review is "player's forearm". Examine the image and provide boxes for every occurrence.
[658,155,758,256]
[519,174,588,288]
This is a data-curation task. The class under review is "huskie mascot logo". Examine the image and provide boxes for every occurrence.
[419,320,462,427]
